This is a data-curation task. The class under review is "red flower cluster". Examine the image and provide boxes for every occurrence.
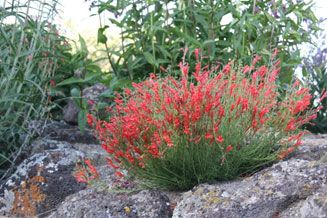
[74,159,99,183]
[87,51,323,179]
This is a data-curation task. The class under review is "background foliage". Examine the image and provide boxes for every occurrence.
[92,0,319,84]
[302,32,327,133]
[0,0,65,178]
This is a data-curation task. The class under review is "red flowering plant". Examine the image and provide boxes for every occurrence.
[87,50,325,190]
[74,159,100,184]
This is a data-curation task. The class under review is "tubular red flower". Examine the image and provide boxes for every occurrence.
[216,135,224,143]
[85,159,99,178]
[226,145,233,153]
[194,48,200,61]
[205,132,213,139]
[243,65,251,74]
[107,158,119,169]
[223,63,231,74]
[87,114,94,126]
[115,171,124,178]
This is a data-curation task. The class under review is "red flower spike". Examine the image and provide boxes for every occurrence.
[163,134,174,147]
[252,55,261,66]
[226,145,233,153]
[87,114,94,126]
[74,170,88,183]
[194,62,201,80]
[179,62,189,78]
[150,73,156,79]
[49,79,56,87]
[216,135,224,143]
[115,171,124,178]
[285,118,296,131]
[84,159,99,178]
[223,63,231,74]
[319,89,327,102]
[194,48,200,61]
[107,158,119,169]
[205,132,213,140]
[243,65,251,74]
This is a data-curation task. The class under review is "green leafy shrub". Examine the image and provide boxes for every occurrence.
[47,35,104,131]
[92,0,319,83]
[48,35,128,131]
[88,51,323,190]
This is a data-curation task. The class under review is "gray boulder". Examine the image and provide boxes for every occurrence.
[0,141,86,217]
[172,135,327,218]
[48,189,172,218]
[82,83,108,106]
[28,120,105,166]
[31,139,106,167]
[280,185,327,218]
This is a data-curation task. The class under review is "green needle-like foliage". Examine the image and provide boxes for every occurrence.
[0,0,61,178]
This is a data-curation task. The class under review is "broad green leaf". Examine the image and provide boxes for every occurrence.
[78,35,88,55]
[203,39,216,46]
[156,45,172,59]
[99,88,114,98]
[97,26,109,44]
[85,64,102,73]
[144,52,158,67]
[56,77,85,86]
[108,18,124,27]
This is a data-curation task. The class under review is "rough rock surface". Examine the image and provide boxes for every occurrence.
[280,185,327,218]
[1,123,327,218]
[172,136,327,218]
[63,100,80,125]
[31,139,107,167]
[0,142,86,217]
[0,121,103,217]
[48,189,172,218]
[82,83,108,105]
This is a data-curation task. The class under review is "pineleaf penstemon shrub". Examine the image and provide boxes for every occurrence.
[87,51,324,191]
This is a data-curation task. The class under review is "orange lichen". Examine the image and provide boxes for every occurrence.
[10,173,46,217]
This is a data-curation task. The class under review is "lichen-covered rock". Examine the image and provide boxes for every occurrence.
[173,138,327,218]
[0,141,86,217]
[82,83,108,104]
[31,139,106,167]
[291,134,327,161]
[280,185,327,218]
[48,189,172,218]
